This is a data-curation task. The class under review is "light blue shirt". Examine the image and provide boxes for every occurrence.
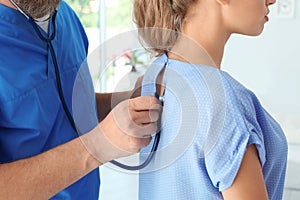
[139,54,288,199]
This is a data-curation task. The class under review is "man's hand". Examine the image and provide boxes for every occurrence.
[81,95,162,164]
[96,76,144,122]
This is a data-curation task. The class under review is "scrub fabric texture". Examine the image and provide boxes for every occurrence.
[0,1,99,199]
[139,54,288,200]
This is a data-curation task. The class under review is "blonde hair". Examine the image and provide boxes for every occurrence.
[133,0,198,56]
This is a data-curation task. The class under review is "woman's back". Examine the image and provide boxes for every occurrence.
[139,54,287,200]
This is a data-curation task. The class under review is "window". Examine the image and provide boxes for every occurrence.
[66,0,150,93]
[65,1,144,199]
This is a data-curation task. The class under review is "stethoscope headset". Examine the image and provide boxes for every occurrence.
[8,0,164,170]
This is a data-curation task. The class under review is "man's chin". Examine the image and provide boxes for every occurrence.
[14,0,61,18]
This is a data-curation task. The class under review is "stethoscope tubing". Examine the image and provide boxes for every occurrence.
[28,12,78,133]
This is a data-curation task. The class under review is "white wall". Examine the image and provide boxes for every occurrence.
[222,4,300,144]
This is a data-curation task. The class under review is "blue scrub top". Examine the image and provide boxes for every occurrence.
[140,54,288,200]
[0,1,99,199]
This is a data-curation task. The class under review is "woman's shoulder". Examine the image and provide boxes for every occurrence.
[220,71,255,98]
[219,71,260,112]
[210,71,269,160]
[203,72,268,191]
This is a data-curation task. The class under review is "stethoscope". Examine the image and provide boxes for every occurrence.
[9,0,164,170]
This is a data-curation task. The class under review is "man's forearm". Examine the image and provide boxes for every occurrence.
[96,91,133,122]
[0,134,100,199]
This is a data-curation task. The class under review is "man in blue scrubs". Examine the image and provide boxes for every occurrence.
[0,0,161,199]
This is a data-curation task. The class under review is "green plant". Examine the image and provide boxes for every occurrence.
[65,0,99,28]
[65,0,133,29]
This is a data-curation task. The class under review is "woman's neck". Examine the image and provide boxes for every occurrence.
[168,4,231,69]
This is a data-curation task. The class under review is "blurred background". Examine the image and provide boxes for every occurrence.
[65,0,300,199]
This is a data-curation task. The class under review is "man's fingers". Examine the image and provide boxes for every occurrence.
[128,96,162,111]
[140,122,159,138]
[131,110,161,124]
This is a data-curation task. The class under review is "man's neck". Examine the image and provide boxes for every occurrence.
[0,0,16,9]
